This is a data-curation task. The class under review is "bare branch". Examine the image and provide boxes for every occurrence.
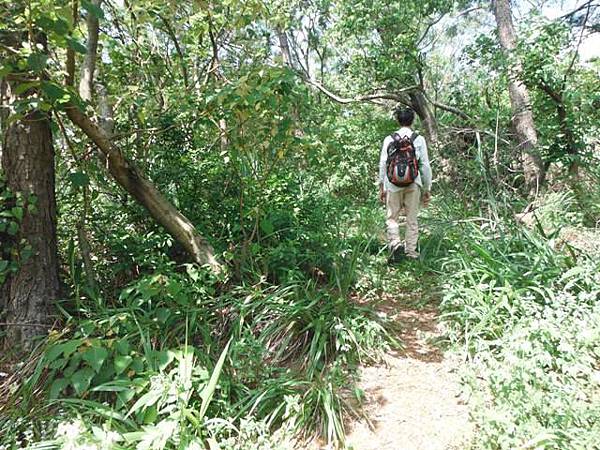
[431,100,473,121]
[563,1,592,86]
[157,13,189,88]
[305,78,415,104]
[65,0,79,86]
[558,0,599,20]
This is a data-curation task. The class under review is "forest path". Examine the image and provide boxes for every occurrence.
[343,292,473,450]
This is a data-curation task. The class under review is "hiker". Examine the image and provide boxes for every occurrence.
[379,108,432,262]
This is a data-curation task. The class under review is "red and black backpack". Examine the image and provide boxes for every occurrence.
[386,132,419,187]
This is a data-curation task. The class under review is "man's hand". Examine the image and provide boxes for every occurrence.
[379,185,386,204]
[422,191,431,207]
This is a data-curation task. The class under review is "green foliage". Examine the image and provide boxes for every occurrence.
[0,172,35,289]
[2,197,394,447]
[3,0,600,448]
[429,191,600,449]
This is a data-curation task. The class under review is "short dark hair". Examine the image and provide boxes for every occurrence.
[394,108,415,127]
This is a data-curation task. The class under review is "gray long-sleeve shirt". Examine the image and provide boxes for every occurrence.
[379,127,432,193]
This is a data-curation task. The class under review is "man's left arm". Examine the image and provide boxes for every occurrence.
[378,139,388,203]
[418,137,432,205]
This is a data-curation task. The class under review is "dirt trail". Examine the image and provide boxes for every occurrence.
[344,298,473,450]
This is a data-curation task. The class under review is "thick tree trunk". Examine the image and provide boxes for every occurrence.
[64,105,221,271]
[1,81,59,349]
[409,90,438,147]
[493,0,545,195]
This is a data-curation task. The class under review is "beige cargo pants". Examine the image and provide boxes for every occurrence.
[385,183,420,258]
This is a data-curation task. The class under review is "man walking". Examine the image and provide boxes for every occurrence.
[379,108,432,262]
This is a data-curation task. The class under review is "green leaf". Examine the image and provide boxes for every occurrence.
[48,357,68,370]
[27,53,48,72]
[45,344,65,363]
[68,171,90,188]
[61,339,83,357]
[49,378,70,399]
[114,355,133,375]
[7,222,18,236]
[127,389,163,418]
[199,339,231,420]
[151,350,173,371]
[15,81,39,96]
[71,367,95,395]
[131,357,145,373]
[45,342,79,368]
[66,37,87,54]
[63,355,82,378]
[116,388,136,409]
[37,16,70,35]
[83,346,109,373]
[115,338,131,355]
[0,64,13,78]
[41,81,69,102]
[155,307,170,323]
[260,219,274,235]
[82,0,105,19]
[11,207,23,222]
[142,405,158,424]
[0,260,8,272]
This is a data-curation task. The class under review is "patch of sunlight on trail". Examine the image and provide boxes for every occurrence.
[344,304,473,450]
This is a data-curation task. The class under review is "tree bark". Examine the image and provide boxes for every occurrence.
[493,0,545,195]
[409,90,438,147]
[277,28,294,68]
[64,105,221,271]
[77,0,102,291]
[1,80,59,349]
[79,0,102,102]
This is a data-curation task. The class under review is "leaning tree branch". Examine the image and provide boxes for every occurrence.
[306,78,478,128]
[431,100,474,121]
[537,78,563,104]
[64,104,221,271]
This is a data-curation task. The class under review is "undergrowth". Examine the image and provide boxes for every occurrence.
[0,198,394,450]
[430,189,600,450]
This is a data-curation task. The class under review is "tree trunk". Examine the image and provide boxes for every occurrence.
[409,90,438,147]
[1,80,59,350]
[277,28,294,68]
[493,0,545,196]
[79,0,102,102]
[64,105,221,272]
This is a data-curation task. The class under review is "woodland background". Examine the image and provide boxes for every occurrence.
[1,0,599,448]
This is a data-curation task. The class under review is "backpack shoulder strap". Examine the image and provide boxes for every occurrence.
[410,131,419,143]
[387,133,401,153]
